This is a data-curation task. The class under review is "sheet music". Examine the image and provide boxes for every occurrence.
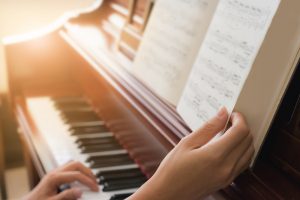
[133,0,219,105]
[177,0,281,131]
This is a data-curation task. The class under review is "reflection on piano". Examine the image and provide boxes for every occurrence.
[4,0,300,199]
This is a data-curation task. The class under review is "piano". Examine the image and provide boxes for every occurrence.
[0,95,7,200]
[4,0,300,199]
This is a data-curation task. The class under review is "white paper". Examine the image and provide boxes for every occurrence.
[177,0,281,131]
[132,0,219,105]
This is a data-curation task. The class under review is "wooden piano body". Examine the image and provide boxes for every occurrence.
[4,0,300,199]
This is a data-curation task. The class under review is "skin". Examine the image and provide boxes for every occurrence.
[128,108,254,200]
[24,108,254,200]
[23,161,99,200]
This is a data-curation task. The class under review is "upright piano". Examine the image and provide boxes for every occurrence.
[4,0,300,199]
[0,96,7,199]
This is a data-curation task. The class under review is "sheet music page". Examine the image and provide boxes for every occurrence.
[177,0,281,131]
[132,0,219,105]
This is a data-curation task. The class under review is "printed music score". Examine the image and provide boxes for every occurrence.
[177,0,280,131]
[133,0,219,105]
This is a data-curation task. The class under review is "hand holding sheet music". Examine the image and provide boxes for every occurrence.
[133,0,300,162]
[177,0,280,130]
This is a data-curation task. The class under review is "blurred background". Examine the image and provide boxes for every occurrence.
[0,0,95,199]
[0,0,97,93]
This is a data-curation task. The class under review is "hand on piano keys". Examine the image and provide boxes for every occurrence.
[23,161,98,200]
[25,97,253,200]
[26,97,149,200]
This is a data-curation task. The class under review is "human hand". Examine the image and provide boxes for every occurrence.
[23,161,99,200]
[129,107,254,200]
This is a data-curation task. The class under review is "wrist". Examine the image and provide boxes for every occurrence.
[128,174,176,200]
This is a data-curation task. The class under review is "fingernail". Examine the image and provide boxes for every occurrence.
[93,184,100,192]
[217,107,227,119]
[74,188,82,198]
[94,185,99,192]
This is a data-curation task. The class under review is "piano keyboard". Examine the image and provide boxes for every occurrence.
[26,96,147,200]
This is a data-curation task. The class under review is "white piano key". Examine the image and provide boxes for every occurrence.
[73,132,114,139]
[85,150,128,157]
[92,164,139,174]
[64,121,105,127]
[26,97,140,200]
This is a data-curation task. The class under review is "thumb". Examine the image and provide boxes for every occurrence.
[186,107,228,148]
[53,188,82,200]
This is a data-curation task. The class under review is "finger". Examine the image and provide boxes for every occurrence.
[185,107,228,148]
[226,133,253,167]
[50,172,99,192]
[232,143,255,178]
[220,133,252,180]
[212,112,249,154]
[60,161,97,183]
[52,188,82,200]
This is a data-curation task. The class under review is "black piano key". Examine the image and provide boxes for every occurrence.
[71,131,110,137]
[87,154,130,163]
[97,168,144,183]
[61,110,97,117]
[90,158,133,169]
[80,143,122,153]
[52,96,85,102]
[109,193,133,200]
[61,111,100,123]
[87,154,134,168]
[55,102,91,110]
[65,118,99,124]
[71,125,109,135]
[52,97,90,109]
[77,137,117,146]
[97,168,142,177]
[102,177,146,192]
[63,116,100,123]
[78,139,119,146]
[90,160,133,169]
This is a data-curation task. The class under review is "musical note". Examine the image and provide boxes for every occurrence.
[177,0,280,131]
[133,0,219,105]
[217,0,273,30]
